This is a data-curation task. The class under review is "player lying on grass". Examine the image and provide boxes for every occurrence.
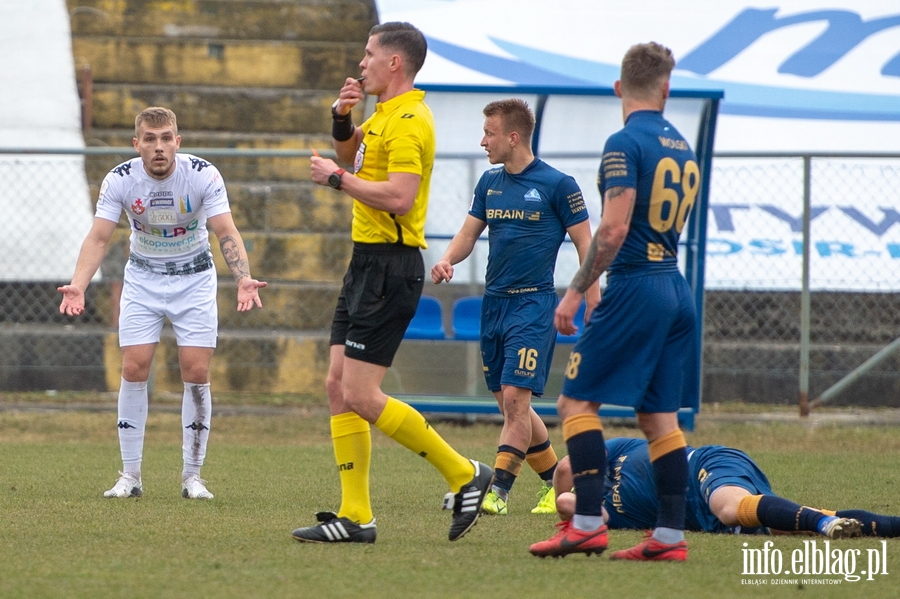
[543,437,900,548]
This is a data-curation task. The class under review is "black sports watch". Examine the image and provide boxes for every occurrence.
[328,168,346,189]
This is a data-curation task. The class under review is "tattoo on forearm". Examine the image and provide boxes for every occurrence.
[569,187,630,294]
[570,238,599,293]
[220,236,250,282]
[607,186,629,200]
[571,234,616,294]
[622,197,635,224]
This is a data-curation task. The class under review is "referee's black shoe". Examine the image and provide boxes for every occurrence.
[291,511,377,544]
[444,460,494,541]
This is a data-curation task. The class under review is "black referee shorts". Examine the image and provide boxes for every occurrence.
[330,243,425,367]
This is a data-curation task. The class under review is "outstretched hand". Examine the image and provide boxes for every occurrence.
[57,285,85,317]
[236,278,268,312]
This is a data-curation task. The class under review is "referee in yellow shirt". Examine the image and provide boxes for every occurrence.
[292,21,493,544]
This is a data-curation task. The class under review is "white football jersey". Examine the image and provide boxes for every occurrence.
[95,153,231,268]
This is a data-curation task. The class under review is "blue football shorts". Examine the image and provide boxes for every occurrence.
[480,292,558,395]
[560,270,697,412]
[686,445,773,534]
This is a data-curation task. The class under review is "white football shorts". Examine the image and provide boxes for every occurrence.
[118,261,218,348]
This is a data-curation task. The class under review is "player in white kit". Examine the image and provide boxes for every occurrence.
[59,107,267,499]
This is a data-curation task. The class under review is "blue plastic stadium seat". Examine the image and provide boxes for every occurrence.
[404,296,446,340]
[556,300,587,343]
[452,296,482,341]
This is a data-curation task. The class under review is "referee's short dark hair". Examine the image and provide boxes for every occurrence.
[370,22,428,77]
[483,99,536,143]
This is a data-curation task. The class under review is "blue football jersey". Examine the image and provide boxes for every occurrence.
[599,110,699,275]
[602,437,660,530]
[602,438,772,534]
[470,159,588,296]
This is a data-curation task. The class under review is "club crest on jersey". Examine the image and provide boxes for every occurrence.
[131,198,146,214]
[180,195,193,213]
[354,142,366,173]
[524,188,542,202]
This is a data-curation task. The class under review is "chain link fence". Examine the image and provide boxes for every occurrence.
[704,154,900,407]
[1,149,898,406]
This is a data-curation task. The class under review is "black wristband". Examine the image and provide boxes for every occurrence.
[332,118,355,142]
[332,103,352,122]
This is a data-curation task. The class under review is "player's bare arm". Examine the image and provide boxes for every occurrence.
[58,217,118,316]
[207,213,267,312]
[555,187,634,333]
[570,186,634,294]
[431,215,487,284]
[566,219,601,318]
[219,235,250,282]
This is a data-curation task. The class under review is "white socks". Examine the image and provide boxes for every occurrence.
[116,379,213,481]
[117,378,148,476]
[182,382,212,479]
[573,514,606,532]
[653,526,685,544]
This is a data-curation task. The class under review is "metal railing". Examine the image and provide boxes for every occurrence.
[0,147,898,409]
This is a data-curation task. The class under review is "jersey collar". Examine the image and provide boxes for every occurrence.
[375,89,426,114]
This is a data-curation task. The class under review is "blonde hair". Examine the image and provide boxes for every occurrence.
[135,107,178,138]
[483,98,536,142]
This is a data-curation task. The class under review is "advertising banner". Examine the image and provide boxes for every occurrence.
[376,1,900,290]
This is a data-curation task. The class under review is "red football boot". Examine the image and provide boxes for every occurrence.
[529,521,609,558]
[608,534,687,561]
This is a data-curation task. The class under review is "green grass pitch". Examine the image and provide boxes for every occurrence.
[1,405,900,599]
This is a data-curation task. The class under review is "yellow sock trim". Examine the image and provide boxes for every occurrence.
[331,413,372,524]
[374,397,474,493]
[736,494,764,527]
[525,445,558,475]
[332,411,371,437]
[562,413,602,442]
[495,451,525,477]
[648,429,687,462]
[373,397,405,436]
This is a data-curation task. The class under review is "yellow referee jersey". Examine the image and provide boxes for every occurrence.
[351,89,435,249]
